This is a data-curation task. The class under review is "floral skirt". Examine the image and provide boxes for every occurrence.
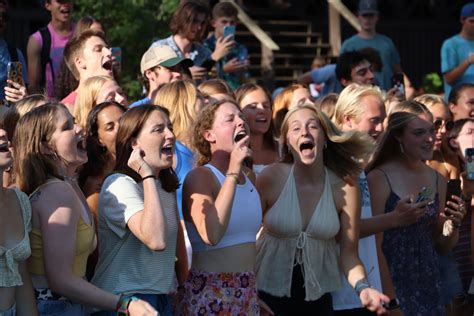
[182,268,259,316]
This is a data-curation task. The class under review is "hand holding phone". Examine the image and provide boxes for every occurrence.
[7,62,24,87]
[465,148,474,180]
[223,25,236,39]
[446,179,462,206]
[391,73,405,99]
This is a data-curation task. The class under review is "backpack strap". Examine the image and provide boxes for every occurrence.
[39,26,53,87]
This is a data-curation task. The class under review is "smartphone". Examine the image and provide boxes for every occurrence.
[391,73,405,98]
[466,148,474,180]
[415,187,432,203]
[223,25,236,39]
[7,62,24,87]
[382,298,400,310]
[446,179,462,206]
[111,47,122,73]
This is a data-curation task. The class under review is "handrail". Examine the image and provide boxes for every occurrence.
[327,0,361,32]
[220,0,280,51]
[327,0,361,55]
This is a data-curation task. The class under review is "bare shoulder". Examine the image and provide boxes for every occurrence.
[30,181,76,210]
[257,162,291,188]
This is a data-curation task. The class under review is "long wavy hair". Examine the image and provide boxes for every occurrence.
[153,80,198,145]
[280,103,374,180]
[113,105,179,192]
[74,75,115,128]
[13,103,66,195]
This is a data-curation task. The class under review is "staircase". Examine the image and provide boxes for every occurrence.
[236,8,333,89]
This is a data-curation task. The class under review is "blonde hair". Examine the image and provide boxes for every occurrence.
[198,79,235,100]
[13,103,66,195]
[333,83,384,128]
[3,94,48,140]
[153,80,198,144]
[280,104,374,180]
[74,75,114,128]
[413,94,446,111]
[388,100,432,116]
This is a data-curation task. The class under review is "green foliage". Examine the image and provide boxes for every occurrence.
[422,72,443,94]
[73,0,179,100]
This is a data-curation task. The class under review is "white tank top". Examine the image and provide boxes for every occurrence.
[185,164,262,252]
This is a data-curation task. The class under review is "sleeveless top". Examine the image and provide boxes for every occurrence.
[185,164,262,252]
[256,166,341,301]
[0,189,32,287]
[28,179,95,278]
[378,169,444,315]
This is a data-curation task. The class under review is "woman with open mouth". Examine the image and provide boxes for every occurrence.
[91,105,185,316]
[256,104,389,315]
[13,103,157,316]
[181,99,271,315]
[236,83,279,176]
[0,124,38,316]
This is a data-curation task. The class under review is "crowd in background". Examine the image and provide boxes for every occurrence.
[1,0,474,315]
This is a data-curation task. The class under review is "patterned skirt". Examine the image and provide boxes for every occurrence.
[181,268,260,316]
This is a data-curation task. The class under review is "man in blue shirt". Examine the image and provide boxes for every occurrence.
[340,0,402,90]
[441,3,474,101]
[129,45,193,108]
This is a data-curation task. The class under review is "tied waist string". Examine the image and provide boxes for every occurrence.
[294,232,322,292]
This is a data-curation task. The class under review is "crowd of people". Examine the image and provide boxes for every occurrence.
[0,0,474,315]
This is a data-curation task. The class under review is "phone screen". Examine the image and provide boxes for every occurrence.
[446,179,461,205]
[391,73,405,98]
[223,25,236,39]
[7,62,24,87]
[466,148,474,180]
[111,47,122,73]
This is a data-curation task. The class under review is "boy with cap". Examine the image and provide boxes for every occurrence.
[441,3,474,101]
[340,0,402,90]
[129,45,192,108]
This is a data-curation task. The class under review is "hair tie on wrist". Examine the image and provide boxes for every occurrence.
[142,175,156,181]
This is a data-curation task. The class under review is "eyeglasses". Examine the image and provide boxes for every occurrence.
[434,119,454,131]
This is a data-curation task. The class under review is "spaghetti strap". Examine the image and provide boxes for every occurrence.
[374,168,393,191]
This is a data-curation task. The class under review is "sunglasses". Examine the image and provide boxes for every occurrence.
[434,119,454,131]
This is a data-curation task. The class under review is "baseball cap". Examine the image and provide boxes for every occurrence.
[358,0,378,15]
[140,45,193,74]
[461,3,474,18]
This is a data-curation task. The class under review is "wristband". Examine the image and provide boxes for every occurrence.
[355,279,372,297]
[142,174,156,181]
[226,172,239,181]
[116,295,139,316]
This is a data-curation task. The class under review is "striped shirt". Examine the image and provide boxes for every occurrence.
[91,173,178,296]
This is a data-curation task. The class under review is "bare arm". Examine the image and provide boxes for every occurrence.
[126,147,169,251]
[26,36,42,94]
[34,182,156,314]
[297,71,314,85]
[175,221,189,286]
[336,177,389,314]
[366,171,400,303]
[183,136,251,245]
[444,55,474,85]
[15,261,38,316]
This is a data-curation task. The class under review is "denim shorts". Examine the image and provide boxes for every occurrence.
[37,300,86,316]
[0,303,15,316]
[91,293,173,316]
[439,253,464,305]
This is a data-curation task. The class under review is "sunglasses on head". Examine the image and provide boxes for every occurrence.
[434,119,454,131]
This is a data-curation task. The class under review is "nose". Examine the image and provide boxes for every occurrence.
[75,123,84,136]
[115,93,126,106]
[0,128,7,140]
[366,69,375,81]
[165,126,176,141]
[375,122,384,133]
[103,46,112,57]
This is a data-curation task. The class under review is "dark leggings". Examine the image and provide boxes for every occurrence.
[258,265,334,316]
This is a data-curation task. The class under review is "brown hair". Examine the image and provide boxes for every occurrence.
[193,99,240,166]
[198,78,235,100]
[63,29,108,80]
[235,83,276,151]
[273,83,310,136]
[13,103,66,195]
[114,105,179,192]
[316,93,338,120]
[169,0,210,41]
[280,104,373,180]
[212,1,238,19]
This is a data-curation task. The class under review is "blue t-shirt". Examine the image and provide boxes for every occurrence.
[0,40,28,101]
[310,64,343,97]
[129,96,151,109]
[151,35,212,67]
[441,34,474,100]
[341,33,401,90]
[175,141,195,219]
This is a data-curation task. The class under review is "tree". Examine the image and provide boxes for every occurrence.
[73,0,179,100]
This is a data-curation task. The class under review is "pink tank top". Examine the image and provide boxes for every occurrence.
[31,23,75,98]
